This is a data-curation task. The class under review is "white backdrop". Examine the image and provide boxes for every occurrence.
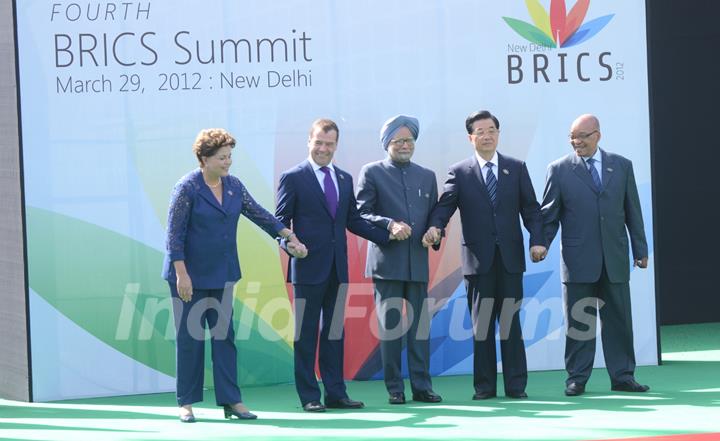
[15,0,656,400]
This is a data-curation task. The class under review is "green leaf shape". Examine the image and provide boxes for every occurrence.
[26,206,293,385]
[503,17,557,48]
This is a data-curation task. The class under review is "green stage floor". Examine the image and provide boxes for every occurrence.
[1,323,719,441]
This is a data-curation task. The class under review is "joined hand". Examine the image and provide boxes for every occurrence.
[530,245,547,262]
[287,235,308,258]
[390,221,412,241]
[422,226,441,248]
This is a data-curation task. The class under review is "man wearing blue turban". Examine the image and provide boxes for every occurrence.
[356,115,442,405]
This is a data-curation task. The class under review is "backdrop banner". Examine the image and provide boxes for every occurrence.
[15,0,655,401]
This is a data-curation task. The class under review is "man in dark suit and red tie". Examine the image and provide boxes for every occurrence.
[540,114,649,396]
[276,118,394,412]
[424,110,546,400]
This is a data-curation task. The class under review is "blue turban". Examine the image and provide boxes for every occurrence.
[380,115,419,150]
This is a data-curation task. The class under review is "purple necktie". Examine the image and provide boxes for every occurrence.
[320,166,338,218]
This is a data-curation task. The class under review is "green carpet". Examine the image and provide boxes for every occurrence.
[1,323,719,441]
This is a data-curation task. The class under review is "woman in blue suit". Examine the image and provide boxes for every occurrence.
[162,128,306,422]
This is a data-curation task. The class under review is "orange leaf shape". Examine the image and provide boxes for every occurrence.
[560,0,590,45]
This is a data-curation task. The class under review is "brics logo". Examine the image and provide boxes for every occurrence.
[503,0,614,48]
[503,0,622,84]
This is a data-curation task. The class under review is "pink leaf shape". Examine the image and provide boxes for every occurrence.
[550,0,567,46]
[560,0,590,45]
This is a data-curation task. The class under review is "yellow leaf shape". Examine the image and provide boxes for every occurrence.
[525,0,553,40]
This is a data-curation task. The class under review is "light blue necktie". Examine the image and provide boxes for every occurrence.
[586,158,602,191]
[485,163,497,206]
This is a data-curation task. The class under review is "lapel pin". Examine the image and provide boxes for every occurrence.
[503,169,510,175]
[339,174,345,180]
[227,190,233,196]
[606,168,613,172]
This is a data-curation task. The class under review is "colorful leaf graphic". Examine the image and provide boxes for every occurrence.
[560,0,590,46]
[524,0,553,40]
[562,14,614,47]
[550,0,567,45]
[502,17,557,48]
[26,206,294,385]
[506,1,613,49]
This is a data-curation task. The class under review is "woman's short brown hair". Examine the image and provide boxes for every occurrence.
[192,128,236,165]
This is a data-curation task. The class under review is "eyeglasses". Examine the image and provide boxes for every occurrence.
[389,137,415,147]
[569,130,598,141]
[472,129,499,137]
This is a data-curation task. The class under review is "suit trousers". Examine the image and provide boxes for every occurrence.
[563,263,636,386]
[373,279,433,394]
[169,283,242,406]
[293,267,349,405]
[465,246,528,394]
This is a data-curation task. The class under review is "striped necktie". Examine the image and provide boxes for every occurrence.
[485,162,497,206]
[586,158,602,190]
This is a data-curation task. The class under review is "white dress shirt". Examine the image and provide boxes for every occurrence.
[308,157,339,200]
[475,151,499,184]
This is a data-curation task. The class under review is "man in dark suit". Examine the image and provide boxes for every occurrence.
[276,118,393,412]
[540,114,650,396]
[425,110,546,400]
[356,115,442,405]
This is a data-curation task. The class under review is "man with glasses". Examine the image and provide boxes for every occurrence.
[425,110,546,400]
[355,115,442,405]
[540,114,649,397]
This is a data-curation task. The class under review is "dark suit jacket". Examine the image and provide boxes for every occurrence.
[162,169,284,289]
[276,160,391,285]
[428,153,544,275]
[541,149,648,283]
[356,158,438,282]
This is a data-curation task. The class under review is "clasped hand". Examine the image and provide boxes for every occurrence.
[530,245,547,262]
[422,226,441,248]
[389,221,412,241]
[286,235,308,258]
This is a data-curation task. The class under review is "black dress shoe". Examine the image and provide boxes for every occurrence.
[565,382,586,396]
[303,401,326,412]
[611,380,650,393]
[388,392,406,404]
[506,391,528,399]
[325,397,364,409]
[472,391,497,400]
[223,404,257,420]
[412,390,442,403]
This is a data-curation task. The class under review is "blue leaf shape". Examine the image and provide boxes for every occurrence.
[523,270,553,298]
[562,14,615,48]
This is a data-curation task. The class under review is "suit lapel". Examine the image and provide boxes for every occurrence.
[195,171,226,214]
[468,157,492,205]
[600,149,615,191]
[222,178,239,213]
[335,166,349,217]
[301,161,334,218]
[571,154,600,194]
[495,153,508,208]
